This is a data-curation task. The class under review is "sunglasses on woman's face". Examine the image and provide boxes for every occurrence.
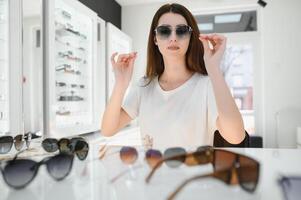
[154,24,193,40]
[146,146,260,199]
[0,152,74,189]
[42,137,89,160]
[0,133,40,154]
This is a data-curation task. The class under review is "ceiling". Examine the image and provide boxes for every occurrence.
[115,0,169,6]
[115,0,256,6]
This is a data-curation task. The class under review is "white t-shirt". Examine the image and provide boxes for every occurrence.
[122,72,218,149]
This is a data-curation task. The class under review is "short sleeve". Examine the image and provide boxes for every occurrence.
[122,81,141,120]
[207,79,218,135]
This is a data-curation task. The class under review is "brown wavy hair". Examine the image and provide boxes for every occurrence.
[145,3,207,84]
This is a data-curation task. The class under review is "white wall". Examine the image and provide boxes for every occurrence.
[121,0,301,148]
[23,17,43,133]
[261,0,301,147]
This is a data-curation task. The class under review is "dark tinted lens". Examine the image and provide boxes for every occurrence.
[237,155,259,192]
[46,154,73,180]
[14,135,24,151]
[69,137,84,152]
[156,26,171,38]
[214,169,232,184]
[176,25,190,37]
[145,149,162,168]
[0,136,13,154]
[163,147,186,168]
[74,140,89,160]
[3,159,38,189]
[193,146,214,164]
[42,138,59,152]
[58,138,71,153]
[120,146,138,165]
[214,150,236,171]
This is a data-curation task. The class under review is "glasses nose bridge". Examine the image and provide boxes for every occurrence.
[169,27,178,41]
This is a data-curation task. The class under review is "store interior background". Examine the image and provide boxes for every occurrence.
[5,0,301,149]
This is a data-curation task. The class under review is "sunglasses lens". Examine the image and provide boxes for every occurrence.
[214,150,236,171]
[237,155,259,192]
[0,136,13,154]
[58,138,71,153]
[120,146,138,164]
[193,146,213,164]
[3,159,37,189]
[156,26,171,39]
[163,147,186,168]
[42,138,59,152]
[14,135,24,151]
[47,153,73,180]
[74,140,89,160]
[145,149,162,168]
[176,25,191,38]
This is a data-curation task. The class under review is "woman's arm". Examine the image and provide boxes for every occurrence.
[199,34,245,144]
[101,84,132,136]
[101,52,137,136]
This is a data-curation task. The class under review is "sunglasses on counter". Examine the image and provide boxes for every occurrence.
[145,146,260,200]
[154,24,193,40]
[42,137,89,161]
[0,150,74,189]
[0,132,41,154]
[109,146,189,183]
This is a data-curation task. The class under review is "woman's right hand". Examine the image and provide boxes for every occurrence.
[111,52,137,88]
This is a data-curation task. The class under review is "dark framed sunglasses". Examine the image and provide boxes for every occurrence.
[145,146,260,199]
[154,24,193,40]
[42,137,89,160]
[0,151,74,189]
[0,132,41,154]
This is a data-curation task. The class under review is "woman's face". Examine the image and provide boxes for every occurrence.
[154,12,191,58]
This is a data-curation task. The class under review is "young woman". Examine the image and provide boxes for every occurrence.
[101,3,245,149]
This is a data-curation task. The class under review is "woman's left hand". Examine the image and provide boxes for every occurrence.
[199,33,227,72]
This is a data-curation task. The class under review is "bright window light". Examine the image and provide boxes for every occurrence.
[214,14,242,23]
[198,23,213,31]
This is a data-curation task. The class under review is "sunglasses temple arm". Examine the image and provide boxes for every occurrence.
[12,149,27,161]
[167,170,230,200]
[110,164,143,183]
[145,158,167,183]
[145,154,190,183]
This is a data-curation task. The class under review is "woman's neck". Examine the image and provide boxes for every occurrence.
[160,56,193,83]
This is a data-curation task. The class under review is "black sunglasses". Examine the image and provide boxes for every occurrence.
[154,24,193,40]
[0,151,74,189]
[42,137,89,160]
[0,132,41,154]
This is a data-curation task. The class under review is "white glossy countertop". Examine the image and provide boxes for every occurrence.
[1,142,301,200]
